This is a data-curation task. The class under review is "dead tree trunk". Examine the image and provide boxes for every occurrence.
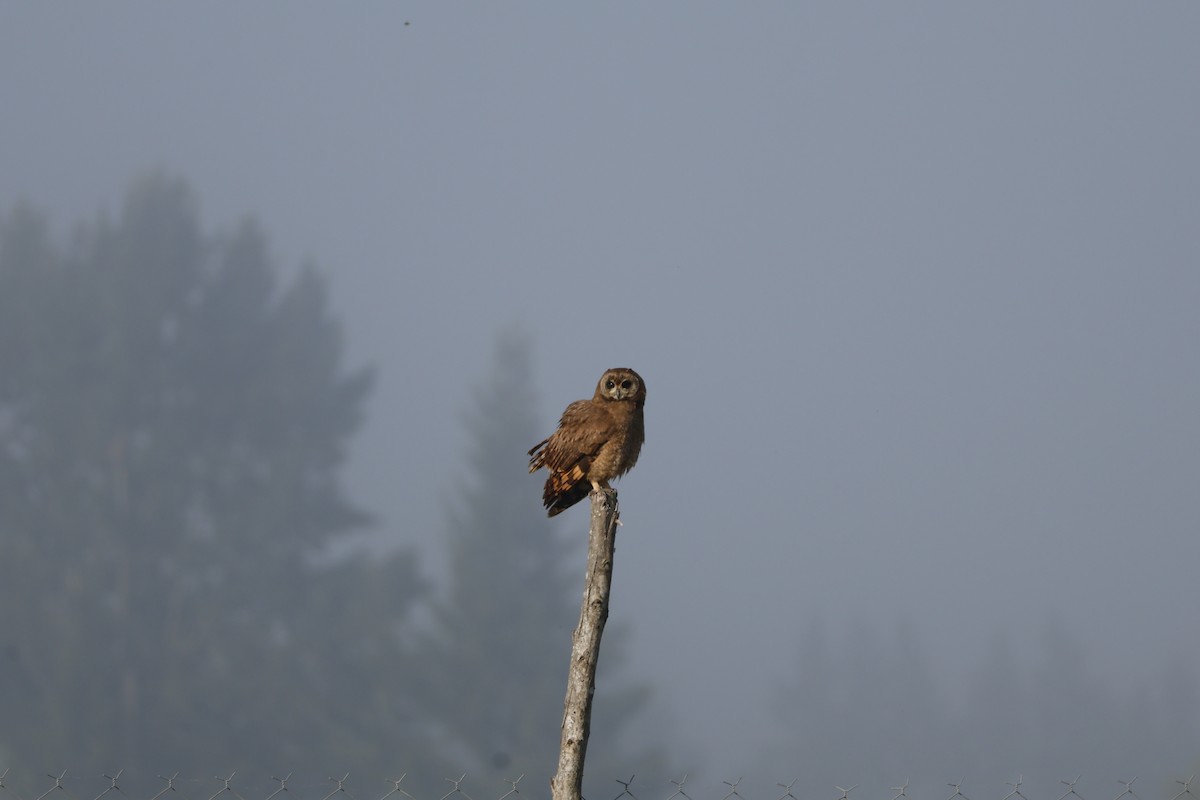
[550,488,621,800]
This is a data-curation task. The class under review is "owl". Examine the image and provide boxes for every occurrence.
[528,368,646,517]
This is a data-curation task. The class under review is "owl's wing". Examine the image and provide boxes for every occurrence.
[541,400,617,468]
[528,400,617,515]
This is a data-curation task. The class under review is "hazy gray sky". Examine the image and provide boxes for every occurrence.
[3,2,1198,778]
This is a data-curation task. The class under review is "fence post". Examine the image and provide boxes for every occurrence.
[550,489,621,800]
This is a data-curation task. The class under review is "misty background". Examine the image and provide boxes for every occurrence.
[2,4,1198,798]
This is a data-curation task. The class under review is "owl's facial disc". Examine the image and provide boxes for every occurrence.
[603,374,636,399]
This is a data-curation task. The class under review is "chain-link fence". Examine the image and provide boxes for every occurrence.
[0,771,1195,800]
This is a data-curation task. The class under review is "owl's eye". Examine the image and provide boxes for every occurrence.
[605,379,616,390]
[620,380,632,390]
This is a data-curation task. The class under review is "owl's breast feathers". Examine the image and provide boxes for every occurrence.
[528,396,644,517]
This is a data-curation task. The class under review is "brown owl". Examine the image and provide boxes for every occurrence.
[528,368,646,517]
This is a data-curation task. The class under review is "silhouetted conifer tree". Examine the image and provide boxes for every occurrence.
[0,174,428,784]
[418,330,665,794]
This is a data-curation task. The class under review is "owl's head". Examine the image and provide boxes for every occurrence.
[595,368,646,405]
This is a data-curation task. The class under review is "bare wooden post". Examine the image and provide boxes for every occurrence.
[550,488,621,800]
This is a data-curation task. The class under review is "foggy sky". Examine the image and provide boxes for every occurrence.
[2,2,1198,780]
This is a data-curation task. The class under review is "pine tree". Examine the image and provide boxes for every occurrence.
[0,173,429,784]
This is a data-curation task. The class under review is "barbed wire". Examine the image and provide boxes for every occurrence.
[0,772,1195,800]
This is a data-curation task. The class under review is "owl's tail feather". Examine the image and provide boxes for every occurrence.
[529,439,591,517]
[545,480,590,517]
[543,462,589,517]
